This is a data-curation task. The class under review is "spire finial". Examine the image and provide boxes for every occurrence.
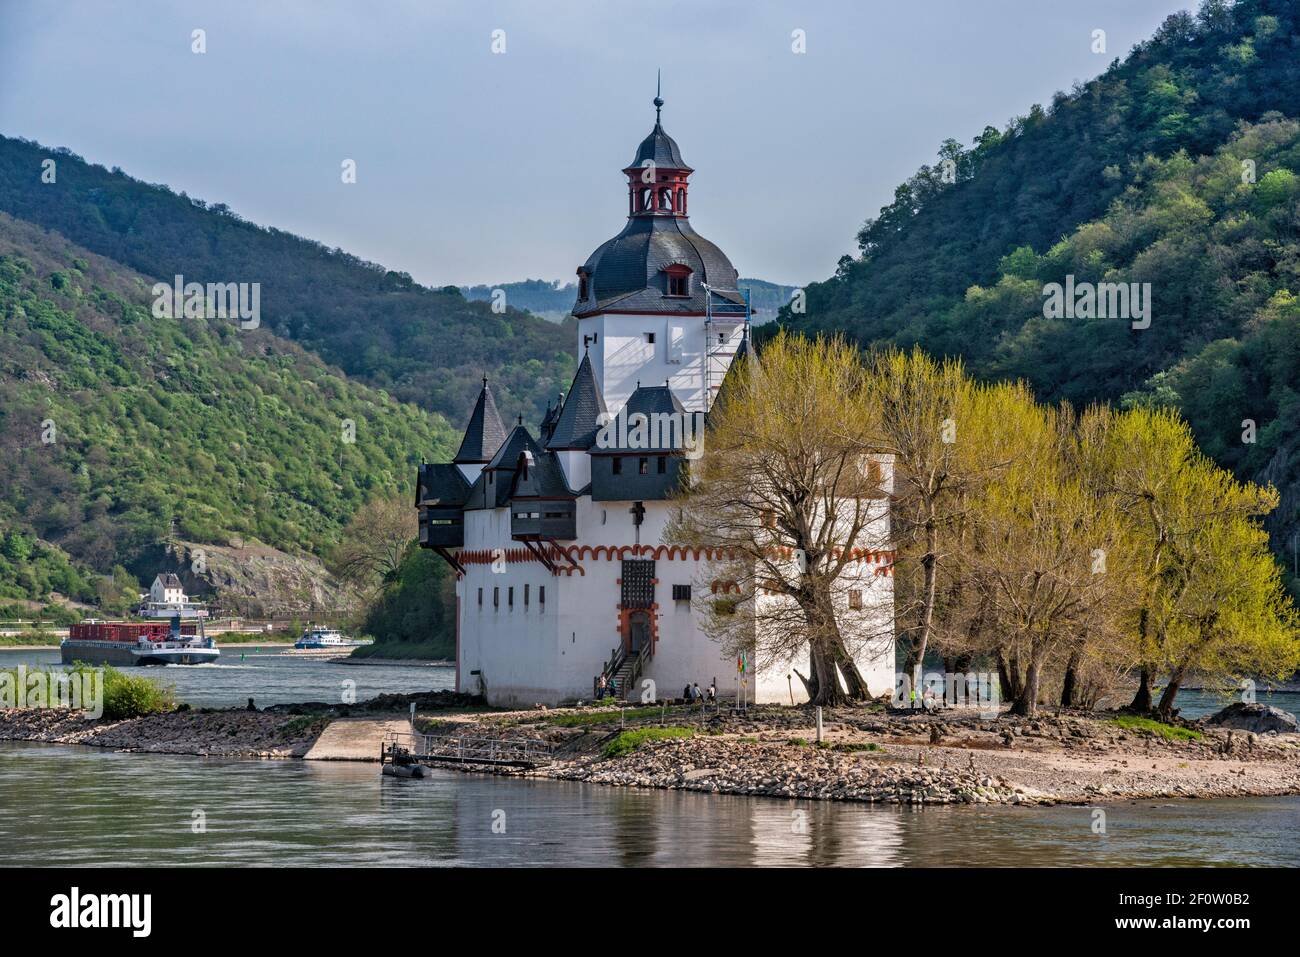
[653,69,663,124]
[482,374,488,388]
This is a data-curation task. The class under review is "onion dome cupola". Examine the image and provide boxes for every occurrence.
[573,80,746,319]
[453,377,508,464]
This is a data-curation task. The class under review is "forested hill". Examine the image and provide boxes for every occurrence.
[462,277,798,322]
[0,212,455,609]
[779,0,1300,586]
[0,135,575,425]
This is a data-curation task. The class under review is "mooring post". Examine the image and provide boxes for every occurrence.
[815,706,824,744]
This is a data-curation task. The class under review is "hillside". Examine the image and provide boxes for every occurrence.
[0,213,454,612]
[462,277,797,323]
[0,135,575,425]
[780,0,1300,585]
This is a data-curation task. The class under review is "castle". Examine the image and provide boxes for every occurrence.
[417,94,895,707]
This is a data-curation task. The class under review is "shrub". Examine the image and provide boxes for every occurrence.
[602,726,695,758]
[1110,715,1203,742]
[71,664,177,720]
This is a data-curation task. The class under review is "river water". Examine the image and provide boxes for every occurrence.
[0,647,455,709]
[0,740,1296,867]
[4,649,1298,866]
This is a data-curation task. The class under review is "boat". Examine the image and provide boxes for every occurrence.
[61,617,220,666]
[293,625,368,649]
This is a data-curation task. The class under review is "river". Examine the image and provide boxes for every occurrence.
[0,647,455,708]
[1,741,1296,867]
[4,648,1296,718]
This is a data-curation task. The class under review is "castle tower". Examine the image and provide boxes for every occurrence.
[453,377,507,484]
[572,84,750,414]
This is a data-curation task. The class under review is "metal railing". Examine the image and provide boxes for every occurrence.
[383,730,554,767]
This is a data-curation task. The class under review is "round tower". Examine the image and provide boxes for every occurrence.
[573,84,750,414]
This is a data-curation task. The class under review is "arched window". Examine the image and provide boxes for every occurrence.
[676,188,685,214]
[659,187,673,211]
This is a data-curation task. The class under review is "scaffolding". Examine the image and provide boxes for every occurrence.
[703,286,751,408]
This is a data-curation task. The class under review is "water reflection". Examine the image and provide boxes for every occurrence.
[1,743,1296,867]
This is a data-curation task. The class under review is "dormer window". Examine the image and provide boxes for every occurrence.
[577,270,589,301]
[662,264,692,298]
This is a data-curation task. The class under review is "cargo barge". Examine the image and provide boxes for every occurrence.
[61,618,220,666]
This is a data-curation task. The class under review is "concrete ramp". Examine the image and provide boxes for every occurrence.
[305,718,412,761]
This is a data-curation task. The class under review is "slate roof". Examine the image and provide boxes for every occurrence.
[574,216,744,317]
[464,426,542,509]
[511,449,575,499]
[628,121,691,171]
[416,463,470,508]
[593,385,701,453]
[454,380,508,464]
[538,395,563,443]
[547,353,607,450]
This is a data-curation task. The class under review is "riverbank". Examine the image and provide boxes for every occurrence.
[4,697,1299,805]
[420,703,1300,806]
[346,640,452,662]
[0,690,478,757]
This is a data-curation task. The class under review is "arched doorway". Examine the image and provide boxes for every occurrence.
[627,611,651,655]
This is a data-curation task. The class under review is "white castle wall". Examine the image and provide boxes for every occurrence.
[456,490,895,708]
[577,312,745,413]
[451,306,894,708]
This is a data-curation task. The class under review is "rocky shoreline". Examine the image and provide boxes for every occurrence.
[3,697,1300,807]
[0,706,330,758]
[422,703,1300,806]
[0,689,480,758]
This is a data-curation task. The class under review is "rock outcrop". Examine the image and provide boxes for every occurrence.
[1205,702,1300,734]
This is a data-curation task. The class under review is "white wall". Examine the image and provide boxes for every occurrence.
[453,451,896,708]
[577,312,746,414]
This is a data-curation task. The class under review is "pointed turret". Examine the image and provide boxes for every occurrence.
[454,377,508,465]
[547,353,607,451]
[539,392,564,444]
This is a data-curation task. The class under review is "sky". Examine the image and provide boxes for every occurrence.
[0,0,1195,288]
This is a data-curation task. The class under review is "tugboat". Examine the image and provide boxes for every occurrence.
[61,616,220,666]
